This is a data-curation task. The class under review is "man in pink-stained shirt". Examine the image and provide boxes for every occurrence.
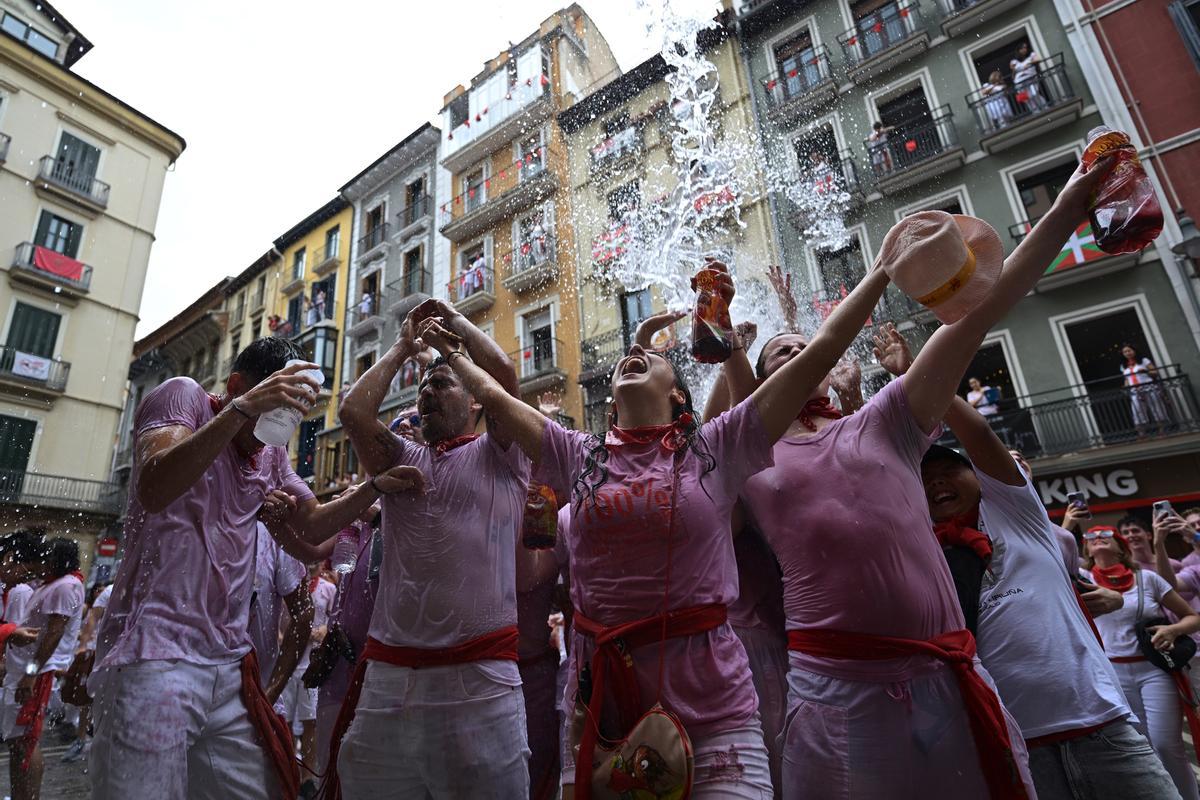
[90,338,415,800]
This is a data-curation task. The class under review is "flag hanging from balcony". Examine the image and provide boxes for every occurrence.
[1045,222,1106,275]
[32,246,84,282]
[11,351,50,381]
[899,6,910,16]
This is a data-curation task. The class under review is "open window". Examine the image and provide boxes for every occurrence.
[814,234,867,300]
[463,166,486,211]
[607,182,640,223]
[521,308,555,377]
[773,27,822,95]
[870,82,942,173]
[620,289,654,349]
[1015,158,1076,222]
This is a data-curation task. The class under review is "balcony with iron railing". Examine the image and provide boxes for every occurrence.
[231,302,245,326]
[10,243,93,296]
[36,155,110,211]
[251,287,265,311]
[510,337,566,394]
[0,344,69,402]
[580,328,628,380]
[0,469,123,515]
[786,150,867,232]
[501,232,557,294]
[934,366,1200,460]
[936,0,1030,36]
[347,292,386,339]
[398,196,432,233]
[299,299,340,334]
[439,144,560,243]
[447,263,495,316]
[759,46,837,123]
[864,106,965,195]
[590,126,641,173]
[387,269,433,319]
[0,133,9,163]
[357,223,391,262]
[838,1,929,82]
[313,241,343,277]
[965,54,1083,153]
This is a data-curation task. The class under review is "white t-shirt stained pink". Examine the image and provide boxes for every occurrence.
[368,432,530,686]
[535,399,774,740]
[95,377,315,670]
[7,574,85,676]
[2,583,33,625]
[742,378,964,681]
[249,523,306,683]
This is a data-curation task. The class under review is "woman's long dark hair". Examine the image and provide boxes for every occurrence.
[572,353,716,508]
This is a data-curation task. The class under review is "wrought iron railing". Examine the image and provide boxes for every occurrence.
[0,469,123,514]
[760,46,834,108]
[301,299,339,332]
[347,292,382,329]
[38,156,110,207]
[590,126,640,167]
[581,329,627,373]
[0,345,69,391]
[447,263,494,304]
[501,233,556,279]
[966,54,1077,137]
[400,196,432,228]
[934,366,1200,458]
[864,105,959,180]
[358,223,390,255]
[391,268,431,300]
[510,338,563,382]
[838,1,924,67]
[439,143,558,229]
[0,133,9,162]
[315,241,342,269]
[12,243,93,291]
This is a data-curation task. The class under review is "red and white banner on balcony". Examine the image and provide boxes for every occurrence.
[11,351,51,381]
[32,246,84,282]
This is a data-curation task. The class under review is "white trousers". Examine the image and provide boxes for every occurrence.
[1111,659,1200,800]
[89,659,275,800]
[275,672,317,734]
[338,660,530,799]
[734,625,788,798]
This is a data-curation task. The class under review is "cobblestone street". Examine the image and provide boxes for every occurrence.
[0,726,90,800]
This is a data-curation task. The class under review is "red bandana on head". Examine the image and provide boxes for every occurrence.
[933,511,993,563]
[607,412,694,452]
[433,433,480,455]
[798,397,843,432]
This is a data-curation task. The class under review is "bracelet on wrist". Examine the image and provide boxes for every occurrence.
[446,350,468,364]
[230,400,253,419]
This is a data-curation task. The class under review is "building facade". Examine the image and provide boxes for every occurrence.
[0,0,184,563]
[337,122,446,485]
[220,249,280,381]
[735,0,1200,518]
[558,17,780,434]
[435,4,619,427]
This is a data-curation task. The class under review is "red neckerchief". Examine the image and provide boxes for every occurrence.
[934,511,993,563]
[433,433,480,454]
[1091,563,1135,593]
[606,412,694,452]
[798,397,843,432]
[208,394,259,470]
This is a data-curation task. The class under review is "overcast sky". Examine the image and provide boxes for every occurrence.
[60,0,717,337]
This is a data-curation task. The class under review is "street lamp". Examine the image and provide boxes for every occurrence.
[1171,210,1200,264]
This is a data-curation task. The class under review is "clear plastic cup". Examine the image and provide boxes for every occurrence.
[252,359,324,446]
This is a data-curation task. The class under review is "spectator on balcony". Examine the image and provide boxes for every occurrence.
[868,121,894,176]
[529,219,548,264]
[1085,525,1200,800]
[808,151,837,196]
[304,297,318,328]
[980,70,1014,131]
[315,289,328,322]
[966,376,1000,416]
[1121,344,1170,434]
[1010,44,1048,112]
[359,291,373,318]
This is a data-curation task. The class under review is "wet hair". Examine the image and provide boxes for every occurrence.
[0,529,44,564]
[40,536,80,578]
[1116,514,1148,533]
[419,357,484,427]
[755,332,803,381]
[573,352,715,508]
[232,337,304,385]
[873,121,883,131]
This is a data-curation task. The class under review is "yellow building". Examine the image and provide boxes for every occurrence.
[0,2,183,566]
[219,249,282,379]
[267,198,353,486]
[557,13,779,433]
[436,5,618,427]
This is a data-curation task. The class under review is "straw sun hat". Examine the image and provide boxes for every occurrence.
[878,211,1005,324]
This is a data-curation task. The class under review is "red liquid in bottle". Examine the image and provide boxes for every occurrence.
[1081,126,1163,255]
[690,268,733,364]
[521,482,558,550]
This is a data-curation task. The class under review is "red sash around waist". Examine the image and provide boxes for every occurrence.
[788,628,1029,800]
[13,670,53,772]
[573,603,726,800]
[317,626,519,800]
[239,650,299,800]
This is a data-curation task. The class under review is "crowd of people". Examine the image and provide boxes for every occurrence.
[4,149,1198,800]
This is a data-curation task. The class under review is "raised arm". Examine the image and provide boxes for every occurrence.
[902,157,1114,433]
[416,317,547,463]
[751,267,890,442]
[265,470,424,546]
[1153,512,1194,593]
[339,325,417,476]
[944,396,1024,486]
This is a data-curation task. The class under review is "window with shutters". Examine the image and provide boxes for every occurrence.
[0,415,36,501]
[34,211,82,258]
[6,303,61,359]
[56,132,101,185]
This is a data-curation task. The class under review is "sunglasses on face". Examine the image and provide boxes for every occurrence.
[1083,530,1116,541]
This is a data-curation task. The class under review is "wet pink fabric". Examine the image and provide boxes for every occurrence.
[535,399,773,739]
[320,525,379,708]
[743,379,964,681]
[96,377,314,670]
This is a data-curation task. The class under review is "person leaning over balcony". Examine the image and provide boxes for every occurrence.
[89,337,412,800]
[1121,343,1171,434]
[414,256,893,799]
[868,121,894,176]
[327,297,534,799]
[1085,524,1200,800]
[981,70,1014,131]
[1010,43,1047,112]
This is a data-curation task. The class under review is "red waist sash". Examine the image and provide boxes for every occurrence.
[318,626,519,800]
[572,603,726,800]
[788,628,1029,800]
[239,650,299,800]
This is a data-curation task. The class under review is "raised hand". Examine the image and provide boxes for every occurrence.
[828,359,861,397]
[236,361,322,417]
[767,265,798,331]
[537,392,563,418]
[415,317,464,357]
[735,321,758,351]
[408,298,460,330]
[872,322,914,377]
[634,311,687,349]
[373,465,426,495]
[259,489,298,525]
[1053,155,1117,222]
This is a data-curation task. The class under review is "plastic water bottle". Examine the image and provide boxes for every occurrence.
[252,359,324,446]
[331,525,360,575]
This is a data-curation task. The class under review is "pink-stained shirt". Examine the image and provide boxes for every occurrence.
[1,582,32,625]
[369,433,530,684]
[1183,551,1200,569]
[320,524,380,708]
[535,400,774,739]
[727,524,786,635]
[8,574,85,675]
[96,378,314,670]
[742,378,964,681]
